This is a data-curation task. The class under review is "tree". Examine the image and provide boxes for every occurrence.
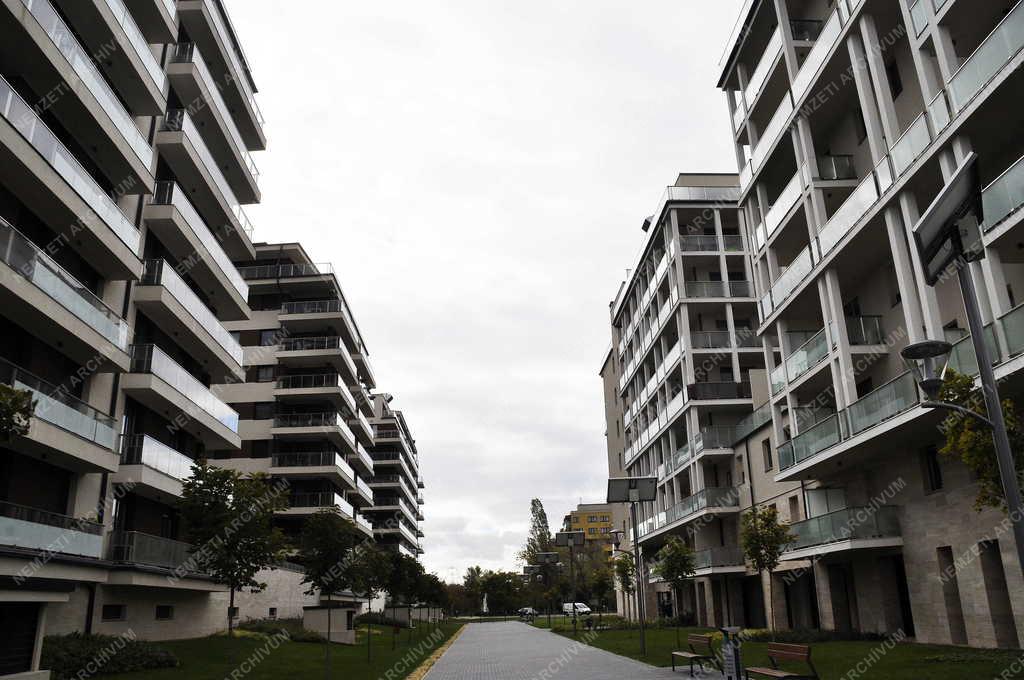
[463,565,484,613]
[418,573,449,629]
[384,553,424,647]
[590,566,613,626]
[939,370,1024,510]
[179,464,289,635]
[0,383,34,440]
[741,506,795,636]
[613,552,636,621]
[296,509,364,677]
[518,499,554,564]
[652,536,696,647]
[352,544,392,660]
[480,570,523,614]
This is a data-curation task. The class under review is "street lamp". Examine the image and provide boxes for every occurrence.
[534,551,560,628]
[607,476,658,655]
[909,151,1024,578]
[555,531,585,636]
[609,529,639,623]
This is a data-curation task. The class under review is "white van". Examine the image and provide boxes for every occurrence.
[562,602,592,616]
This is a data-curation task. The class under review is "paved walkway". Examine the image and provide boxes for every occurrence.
[425,622,724,680]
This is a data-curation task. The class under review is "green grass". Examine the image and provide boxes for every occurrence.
[554,627,1024,680]
[99,622,461,680]
[530,614,627,630]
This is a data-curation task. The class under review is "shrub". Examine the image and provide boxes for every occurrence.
[42,633,177,679]
[712,628,888,644]
[238,617,323,643]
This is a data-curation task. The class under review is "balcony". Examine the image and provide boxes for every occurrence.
[168,42,260,202]
[947,0,1024,113]
[143,181,249,319]
[108,531,201,573]
[279,300,357,343]
[354,475,374,507]
[347,409,374,448]
[791,7,843,103]
[688,381,752,401]
[640,487,740,538]
[981,152,1024,236]
[690,330,760,350]
[135,260,244,379]
[679,234,744,252]
[155,109,255,260]
[890,114,932,177]
[277,336,359,383]
[122,0,177,43]
[764,170,806,240]
[177,0,266,150]
[355,513,373,536]
[0,357,119,470]
[778,372,920,472]
[274,373,357,414]
[0,75,141,278]
[785,328,828,384]
[0,500,103,558]
[790,19,824,42]
[947,326,1000,375]
[284,491,354,518]
[694,427,736,453]
[123,344,240,448]
[734,402,774,442]
[115,434,195,500]
[818,155,857,181]
[684,280,753,299]
[784,506,902,558]
[741,26,782,113]
[750,92,794,171]
[272,411,357,455]
[269,451,356,491]
[693,546,745,573]
[0,215,130,369]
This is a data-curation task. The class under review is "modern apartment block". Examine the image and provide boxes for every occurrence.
[604,0,1024,650]
[562,502,625,558]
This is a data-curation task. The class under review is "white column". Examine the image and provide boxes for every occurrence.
[859,14,901,146]
[846,34,887,162]
[898,192,945,337]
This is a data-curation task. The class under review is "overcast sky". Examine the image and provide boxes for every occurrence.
[227,0,744,582]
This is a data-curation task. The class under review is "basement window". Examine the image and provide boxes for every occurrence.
[101,605,126,621]
[155,605,174,621]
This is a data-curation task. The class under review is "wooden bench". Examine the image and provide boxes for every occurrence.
[745,643,818,680]
[671,634,720,676]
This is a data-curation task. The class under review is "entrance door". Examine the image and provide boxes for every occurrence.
[0,603,40,675]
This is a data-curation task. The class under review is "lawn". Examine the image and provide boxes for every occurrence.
[99,622,461,680]
[554,626,1024,680]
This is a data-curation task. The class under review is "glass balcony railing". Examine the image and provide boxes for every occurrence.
[130,344,239,432]
[151,182,248,299]
[108,531,197,571]
[910,0,929,36]
[684,281,753,298]
[679,235,720,251]
[276,373,342,390]
[787,505,901,551]
[688,382,752,400]
[734,402,774,443]
[770,363,786,395]
[199,0,264,126]
[171,42,258,179]
[751,93,794,170]
[162,109,254,238]
[890,114,932,176]
[0,357,116,448]
[817,173,880,257]
[355,513,373,534]
[694,545,745,569]
[238,263,333,280]
[274,411,346,429]
[779,372,920,470]
[0,75,140,252]
[281,299,343,315]
[142,260,243,366]
[762,246,815,316]
[690,331,732,349]
[1001,303,1024,356]
[272,451,354,478]
[981,153,1024,233]
[0,499,103,558]
[947,0,1024,113]
[791,8,843,102]
[694,427,736,451]
[790,19,825,41]
[100,0,167,90]
[356,475,373,500]
[819,155,856,180]
[846,316,884,345]
[280,336,343,352]
[18,0,151,165]
[0,216,129,348]
[946,326,999,375]
[663,487,740,527]
[289,491,353,517]
[743,27,782,107]
[120,434,194,482]
[786,328,828,381]
[764,171,805,238]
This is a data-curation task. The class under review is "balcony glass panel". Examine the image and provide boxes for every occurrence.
[151,182,248,298]
[239,263,332,279]
[121,434,194,482]
[764,171,804,237]
[890,114,932,176]
[842,372,919,437]
[732,98,745,130]
[679,235,719,251]
[786,329,828,380]
[171,43,258,179]
[910,0,929,36]
[846,316,884,345]
[688,382,752,400]
[280,336,343,352]
[0,75,140,251]
[767,246,814,313]
[109,531,196,570]
[282,299,343,315]
[163,109,254,238]
[734,402,774,442]
[1001,303,1024,356]
[0,216,129,347]
[694,545,745,569]
[289,491,353,517]
[143,260,243,365]
[19,0,151,164]
[200,0,264,125]
[981,153,1024,233]
[788,505,901,550]
[928,91,951,133]
[816,173,879,257]
[276,373,342,390]
[130,344,239,432]
[818,155,856,180]
[690,331,732,349]
[947,0,1024,112]
[0,500,103,558]
[771,363,786,395]
[780,414,842,469]
[0,357,116,448]
[791,9,843,102]
[751,93,794,169]
[946,326,999,375]
[695,427,736,450]
[743,27,783,107]
[101,0,167,89]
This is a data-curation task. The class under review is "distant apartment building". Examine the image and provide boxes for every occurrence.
[366,394,424,558]
[0,2,423,676]
[562,502,625,557]
[603,0,1024,649]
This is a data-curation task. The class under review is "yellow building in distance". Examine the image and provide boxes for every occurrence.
[562,502,623,557]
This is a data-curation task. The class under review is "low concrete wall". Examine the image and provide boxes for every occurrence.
[303,607,356,644]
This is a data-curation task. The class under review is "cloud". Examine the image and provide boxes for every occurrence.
[226,0,743,581]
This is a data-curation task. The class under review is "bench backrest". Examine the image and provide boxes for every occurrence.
[767,643,811,662]
[688,634,715,652]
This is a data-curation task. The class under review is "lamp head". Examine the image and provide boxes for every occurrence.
[900,339,953,400]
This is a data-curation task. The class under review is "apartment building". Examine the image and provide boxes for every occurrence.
[604,0,1024,650]
[562,502,626,558]
[365,394,424,558]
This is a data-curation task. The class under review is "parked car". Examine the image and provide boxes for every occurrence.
[562,602,591,616]
[518,607,538,618]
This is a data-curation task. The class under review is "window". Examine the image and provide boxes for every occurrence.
[886,60,903,98]
[921,446,944,493]
[268,608,278,620]
[256,366,275,382]
[259,330,278,346]
[101,605,126,621]
[228,607,239,619]
[254,402,275,420]
[588,528,597,535]
[788,495,801,522]
[155,605,174,621]
[735,455,746,486]
[762,439,773,472]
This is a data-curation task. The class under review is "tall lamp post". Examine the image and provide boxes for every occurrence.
[609,529,639,623]
[535,551,560,628]
[555,531,585,636]
[607,476,658,656]
[908,151,1024,577]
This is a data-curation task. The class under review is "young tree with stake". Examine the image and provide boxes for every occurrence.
[741,505,795,637]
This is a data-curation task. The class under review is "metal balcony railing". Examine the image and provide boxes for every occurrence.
[238,263,332,280]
